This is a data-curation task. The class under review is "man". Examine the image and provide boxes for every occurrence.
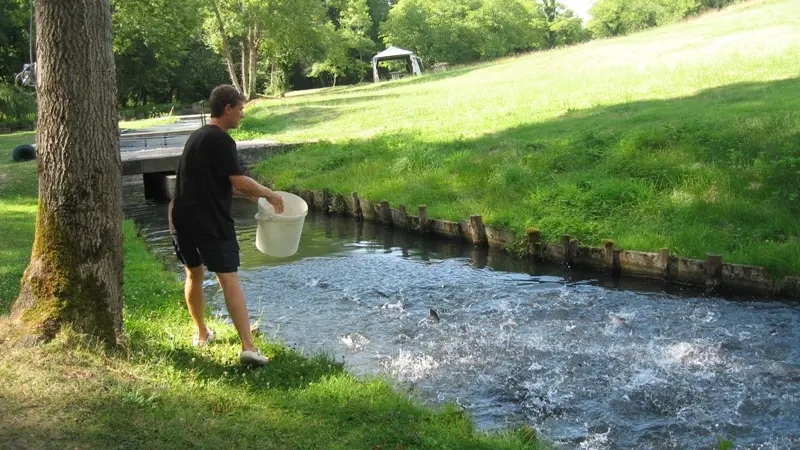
[168,85,284,367]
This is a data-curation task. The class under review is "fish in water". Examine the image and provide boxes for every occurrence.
[609,314,626,325]
[429,309,440,322]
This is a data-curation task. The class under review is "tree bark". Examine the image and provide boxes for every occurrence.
[210,0,242,93]
[247,27,259,100]
[11,0,124,344]
[241,40,249,99]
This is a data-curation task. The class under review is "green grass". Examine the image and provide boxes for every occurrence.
[119,115,179,130]
[0,115,180,154]
[0,131,35,154]
[0,146,37,312]
[241,0,800,278]
[0,149,540,448]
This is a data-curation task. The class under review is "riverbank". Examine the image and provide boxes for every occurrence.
[0,150,540,449]
[242,0,800,280]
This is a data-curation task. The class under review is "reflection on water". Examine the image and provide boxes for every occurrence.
[124,177,800,450]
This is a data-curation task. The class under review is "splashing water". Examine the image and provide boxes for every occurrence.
[125,180,800,449]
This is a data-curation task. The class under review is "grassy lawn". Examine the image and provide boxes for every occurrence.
[241,0,800,278]
[119,115,179,130]
[0,131,36,154]
[0,152,540,448]
[0,115,180,155]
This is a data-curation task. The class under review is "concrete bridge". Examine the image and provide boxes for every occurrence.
[118,115,309,200]
[121,140,305,200]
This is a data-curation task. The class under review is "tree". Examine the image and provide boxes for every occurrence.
[381,0,546,65]
[12,0,123,343]
[366,0,393,42]
[468,0,545,58]
[588,0,699,38]
[204,0,325,100]
[311,0,376,86]
[381,0,477,64]
[112,0,219,105]
[534,0,588,49]
[549,10,589,47]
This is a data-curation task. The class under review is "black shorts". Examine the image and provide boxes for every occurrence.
[172,233,240,273]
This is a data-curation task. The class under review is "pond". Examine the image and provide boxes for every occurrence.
[124,177,800,449]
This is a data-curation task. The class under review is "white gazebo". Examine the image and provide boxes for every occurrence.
[372,46,422,83]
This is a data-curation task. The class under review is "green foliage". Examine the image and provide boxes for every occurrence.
[366,0,393,41]
[112,0,226,105]
[702,0,737,9]
[380,0,590,65]
[381,0,555,64]
[311,0,377,86]
[203,0,326,97]
[588,0,725,38]
[469,0,546,58]
[549,11,590,47]
[381,0,477,64]
[0,0,31,84]
[537,0,590,48]
[0,82,35,128]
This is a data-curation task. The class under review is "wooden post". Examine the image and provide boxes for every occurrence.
[380,200,392,226]
[351,192,362,220]
[706,253,723,290]
[322,188,331,214]
[418,205,429,233]
[603,240,614,273]
[659,248,671,281]
[569,239,579,266]
[526,228,541,260]
[562,234,571,265]
[469,215,487,247]
[398,204,408,229]
[299,189,311,208]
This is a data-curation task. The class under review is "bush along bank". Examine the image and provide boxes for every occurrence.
[288,187,800,300]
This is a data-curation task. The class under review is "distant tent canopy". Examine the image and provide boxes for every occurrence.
[372,46,423,83]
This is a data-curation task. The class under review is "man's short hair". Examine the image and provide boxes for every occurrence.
[209,85,246,118]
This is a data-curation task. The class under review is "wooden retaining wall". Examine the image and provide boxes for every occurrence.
[292,188,799,299]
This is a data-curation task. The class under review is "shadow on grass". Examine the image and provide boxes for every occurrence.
[239,106,341,137]
[0,367,525,450]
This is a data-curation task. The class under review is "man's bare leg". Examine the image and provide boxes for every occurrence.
[185,265,210,341]
[216,272,257,352]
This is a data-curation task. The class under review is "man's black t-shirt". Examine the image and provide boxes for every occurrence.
[171,125,245,241]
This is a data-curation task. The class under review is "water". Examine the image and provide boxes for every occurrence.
[124,177,800,449]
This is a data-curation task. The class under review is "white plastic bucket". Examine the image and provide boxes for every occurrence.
[255,191,308,257]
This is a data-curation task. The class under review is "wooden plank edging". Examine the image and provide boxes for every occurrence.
[294,189,797,299]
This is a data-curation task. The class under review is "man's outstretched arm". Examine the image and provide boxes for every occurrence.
[230,175,284,213]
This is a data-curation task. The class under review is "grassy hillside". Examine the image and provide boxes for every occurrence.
[240,0,800,277]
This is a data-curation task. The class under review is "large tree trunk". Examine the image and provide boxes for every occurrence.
[210,0,243,93]
[11,0,123,344]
